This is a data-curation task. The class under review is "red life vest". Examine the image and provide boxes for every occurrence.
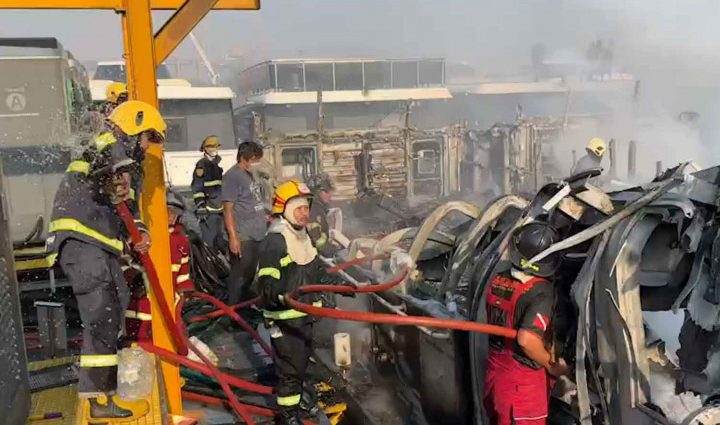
[486,272,547,350]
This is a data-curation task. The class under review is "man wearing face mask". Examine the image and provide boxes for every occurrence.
[221,141,267,304]
[192,135,225,253]
[46,100,165,420]
[258,180,331,425]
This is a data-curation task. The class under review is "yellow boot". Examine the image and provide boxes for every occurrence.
[88,394,150,423]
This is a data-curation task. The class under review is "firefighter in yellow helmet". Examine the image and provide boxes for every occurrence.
[571,137,606,176]
[258,180,334,425]
[191,135,225,253]
[47,100,165,420]
[102,81,129,116]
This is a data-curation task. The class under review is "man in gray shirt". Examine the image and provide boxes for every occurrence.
[222,141,267,303]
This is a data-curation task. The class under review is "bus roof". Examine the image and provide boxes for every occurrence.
[90,79,235,101]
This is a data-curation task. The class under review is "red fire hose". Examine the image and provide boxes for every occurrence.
[187,296,261,324]
[175,297,256,425]
[181,391,319,425]
[189,292,273,357]
[116,201,188,355]
[137,341,273,395]
[285,267,518,340]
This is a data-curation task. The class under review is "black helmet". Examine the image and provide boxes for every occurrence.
[166,188,186,212]
[307,173,335,193]
[508,221,560,277]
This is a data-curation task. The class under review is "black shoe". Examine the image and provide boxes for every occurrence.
[89,396,133,419]
[275,412,302,425]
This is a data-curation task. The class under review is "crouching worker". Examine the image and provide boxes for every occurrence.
[258,180,331,425]
[124,189,195,341]
[483,222,570,425]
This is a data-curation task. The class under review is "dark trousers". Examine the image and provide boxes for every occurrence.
[271,317,313,421]
[58,239,127,394]
[200,213,225,253]
[228,239,261,304]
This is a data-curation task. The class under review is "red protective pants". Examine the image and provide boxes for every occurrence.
[483,348,549,424]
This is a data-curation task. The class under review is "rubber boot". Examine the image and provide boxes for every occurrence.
[275,410,302,425]
[88,394,150,423]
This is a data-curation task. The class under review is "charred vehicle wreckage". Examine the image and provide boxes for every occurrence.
[327,163,720,425]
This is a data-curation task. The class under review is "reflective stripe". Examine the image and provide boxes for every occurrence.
[181,256,190,264]
[277,394,301,407]
[94,132,117,151]
[177,274,190,283]
[14,254,57,271]
[171,264,181,272]
[263,301,322,321]
[207,206,223,212]
[203,180,222,187]
[125,310,152,321]
[49,219,124,252]
[193,193,206,199]
[66,160,90,175]
[80,354,118,368]
[316,233,328,248]
[279,255,293,268]
[258,267,280,280]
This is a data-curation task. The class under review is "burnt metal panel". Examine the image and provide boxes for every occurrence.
[0,163,30,425]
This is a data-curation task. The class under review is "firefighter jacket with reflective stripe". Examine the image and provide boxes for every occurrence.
[258,218,326,317]
[47,131,145,257]
[170,224,194,293]
[191,156,224,213]
[308,198,330,252]
[485,271,551,369]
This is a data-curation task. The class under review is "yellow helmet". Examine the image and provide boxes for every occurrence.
[105,82,128,103]
[586,137,606,158]
[272,180,312,215]
[200,135,221,152]
[108,100,167,139]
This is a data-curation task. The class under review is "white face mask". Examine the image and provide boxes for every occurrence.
[205,148,219,158]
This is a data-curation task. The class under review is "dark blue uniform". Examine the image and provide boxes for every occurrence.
[47,131,145,394]
[191,156,224,252]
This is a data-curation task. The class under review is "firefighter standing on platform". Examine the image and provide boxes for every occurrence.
[307,173,336,256]
[191,135,225,253]
[101,81,129,117]
[483,222,570,425]
[125,189,195,341]
[47,101,165,420]
[258,180,331,425]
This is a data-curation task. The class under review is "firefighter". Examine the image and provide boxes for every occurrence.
[307,173,336,256]
[483,221,570,425]
[571,137,606,176]
[47,100,165,420]
[102,81,129,116]
[124,189,195,342]
[258,180,330,425]
[191,135,225,253]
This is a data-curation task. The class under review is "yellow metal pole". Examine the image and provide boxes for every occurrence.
[153,0,221,65]
[0,0,258,9]
[122,0,182,415]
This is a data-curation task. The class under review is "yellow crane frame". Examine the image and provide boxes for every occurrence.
[0,0,260,414]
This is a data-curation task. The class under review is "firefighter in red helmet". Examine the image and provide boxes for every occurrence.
[483,221,570,425]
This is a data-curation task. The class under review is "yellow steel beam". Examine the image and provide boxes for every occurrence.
[154,0,220,65]
[122,0,182,415]
[0,0,258,9]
